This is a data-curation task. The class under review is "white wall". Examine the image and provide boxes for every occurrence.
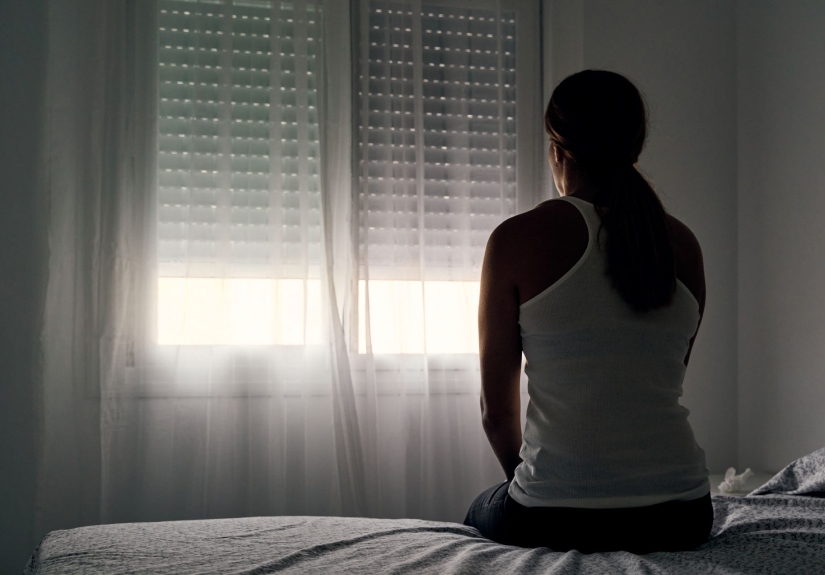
[546,0,739,474]
[0,0,49,572]
[737,0,825,473]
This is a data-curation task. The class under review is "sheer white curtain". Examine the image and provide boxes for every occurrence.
[37,0,158,531]
[350,0,542,520]
[36,0,543,535]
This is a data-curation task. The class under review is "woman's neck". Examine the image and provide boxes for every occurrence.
[554,165,613,207]
[562,184,605,206]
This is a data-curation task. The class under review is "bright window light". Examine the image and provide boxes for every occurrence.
[358,280,480,354]
[158,278,480,353]
[158,278,323,346]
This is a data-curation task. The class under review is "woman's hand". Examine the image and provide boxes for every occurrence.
[478,221,524,480]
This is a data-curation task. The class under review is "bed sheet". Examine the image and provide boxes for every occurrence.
[26,448,825,575]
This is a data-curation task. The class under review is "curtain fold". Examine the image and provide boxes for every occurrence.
[350,0,522,520]
[38,0,158,533]
[37,0,525,538]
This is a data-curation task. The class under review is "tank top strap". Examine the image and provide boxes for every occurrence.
[555,195,602,252]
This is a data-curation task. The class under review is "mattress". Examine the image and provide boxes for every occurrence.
[26,448,825,575]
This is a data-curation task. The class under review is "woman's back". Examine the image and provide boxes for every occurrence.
[503,195,710,509]
[465,69,713,553]
[511,195,704,324]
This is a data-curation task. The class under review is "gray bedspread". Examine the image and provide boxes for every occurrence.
[26,449,825,575]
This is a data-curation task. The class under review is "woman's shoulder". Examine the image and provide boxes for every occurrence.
[493,197,582,238]
[487,199,583,264]
[665,214,701,252]
[664,214,703,275]
[487,199,589,305]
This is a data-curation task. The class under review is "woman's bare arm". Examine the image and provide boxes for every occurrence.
[478,222,524,481]
[668,216,706,367]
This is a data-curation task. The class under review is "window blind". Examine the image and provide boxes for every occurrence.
[157,0,323,279]
[358,0,517,282]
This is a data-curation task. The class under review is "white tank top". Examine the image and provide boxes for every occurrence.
[508,195,711,509]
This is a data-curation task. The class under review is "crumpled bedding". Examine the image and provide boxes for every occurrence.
[26,448,825,575]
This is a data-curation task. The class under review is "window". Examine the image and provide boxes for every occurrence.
[156,0,323,345]
[155,0,542,351]
[355,0,540,354]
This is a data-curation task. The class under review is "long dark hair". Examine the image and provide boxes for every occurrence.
[545,70,675,314]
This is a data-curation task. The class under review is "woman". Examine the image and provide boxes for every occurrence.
[464,70,713,554]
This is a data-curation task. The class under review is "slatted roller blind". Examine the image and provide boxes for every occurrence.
[358,0,517,282]
[158,0,323,279]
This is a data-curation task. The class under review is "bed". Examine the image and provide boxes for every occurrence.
[25,448,825,574]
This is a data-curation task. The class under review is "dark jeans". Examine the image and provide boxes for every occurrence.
[463,480,713,554]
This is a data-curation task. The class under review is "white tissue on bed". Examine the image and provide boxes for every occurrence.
[718,467,754,493]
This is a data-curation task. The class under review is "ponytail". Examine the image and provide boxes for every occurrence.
[546,70,676,314]
[592,166,675,314]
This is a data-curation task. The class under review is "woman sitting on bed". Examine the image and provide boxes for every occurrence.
[464,69,713,554]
